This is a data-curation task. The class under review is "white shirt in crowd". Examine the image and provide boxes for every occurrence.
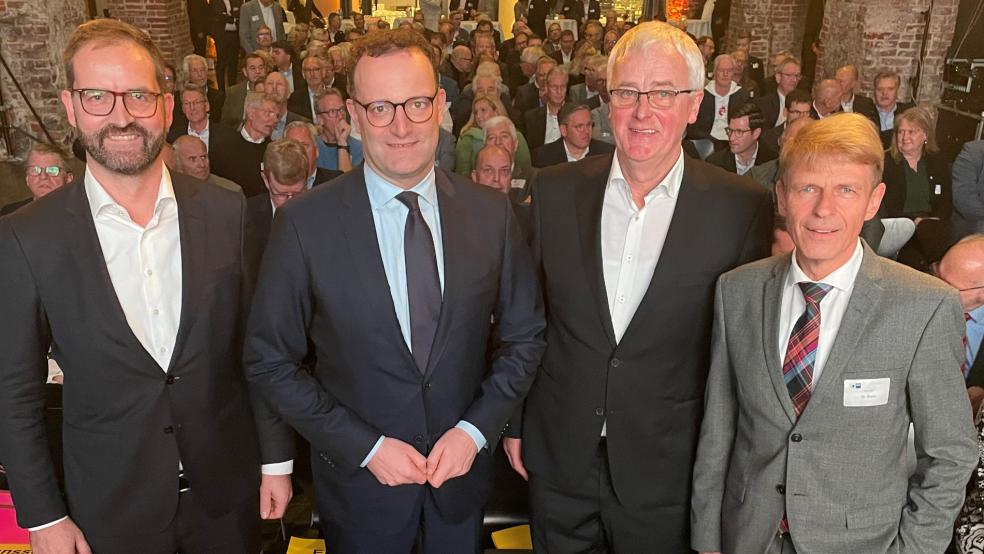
[705,81,741,141]
[259,1,278,40]
[564,140,589,162]
[188,122,210,151]
[775,91,787,126]
[544,111,561,145]
[735,143,759,176]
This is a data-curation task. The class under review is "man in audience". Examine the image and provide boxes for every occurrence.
[484,115,536,189]
[500,24,529,67]
[939,235,984,413]
[511,47,547,105]
[182,53,224,119]
[271,41,302,93]
[240,0,286,53]
[255,25,274,53]
[689,54,750,142]
[835,64,877,122]
[549,30,577,66]
[352,11,366,34]
[284,121,342,187]
[533,102,613,167]
[734,29,764,91]
[568,54,606,110]
[707,102,777,175]
[873,71,914,147]
[810,78,843,119]
[263,71,308,139]
[523,65,567,150]
[748,112,811,194]
[208,0,243,90]
[171,135,243,193]
[503,21,772,552]
[581,20,604,51]
[441,43,474,92]
[221,51,271,127]
[561,0,600,26]
[472,143,514,194]
[755,56,802,128]
[167,83,240,151]
[0,19,293,553]
[542,22,561,54]
[213,91,279,196]
[290,55,325,120]
[243,28,544,552]
[591,84,613,144]
[697,36,715,67]
[953,140,984,234]
[730,50,758,98]
[693,113,976,554]
[314,88,364,170]
[327,12,345,43]
[758,88,811,155]
[0,143,74,215]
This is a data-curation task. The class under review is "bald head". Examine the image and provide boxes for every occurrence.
[172,135,211,180]
[939,235,984,311]
[813,79,842,117]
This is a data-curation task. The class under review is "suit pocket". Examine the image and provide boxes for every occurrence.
[724,472,746,504]
[845,502,900,529]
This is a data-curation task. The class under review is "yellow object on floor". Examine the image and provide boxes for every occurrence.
[0,545,31,553]
[491,524,533,549]
[287,536,327,554]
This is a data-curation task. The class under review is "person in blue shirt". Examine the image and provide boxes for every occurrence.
[314,88,364,170]
[938,235,984,413]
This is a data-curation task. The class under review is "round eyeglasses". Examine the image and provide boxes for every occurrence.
[350,91,439,127]
[71,89,163,118]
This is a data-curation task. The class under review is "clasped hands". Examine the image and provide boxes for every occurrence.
[367,427,478,488]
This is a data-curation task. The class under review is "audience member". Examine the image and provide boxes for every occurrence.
[221,51,271,127]
[483,115,535,185]
[953,140,984,234]
[939,235,984,414]
[810,78,843,119]
[171,135,243,193]
[286,0,322,25]
[240,0,286,53]
[255,25,274,53]
[749,112,811,193]
[263,71,308,139]
[561,0,600,26]
[510,47,546,102]
[290,55,326,120]
[456,93,509,175]
[314,88,364,170]
[471,143,513,194]
[693,112,975,553]
[873,71,915,147]
[835,64,877,122]
[590,83,612,144]
[451,71,514,136]
[284,121,343,188]
[213,91,279,196]
[730,50,759,98]
[697,35,715,68]
[181,53,224,120]
[271,41,302,93]
[542,22,561,55]
[208,0,242,90]
[327,12,346,43]
[523,65,568,149]
[0,143,74,215]
[706,101,777,175]
[167,83,240,152]
[549,30,577,65]
[581,20,604,51]
[441,43,474,91]
[734,29,764,90]
[533,102,613,167]
[688,54,751,143]
[568,54,606,110]
[755,56,802,128]
[758,88,811,154]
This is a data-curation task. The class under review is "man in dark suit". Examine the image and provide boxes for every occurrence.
[561,0,600,27]
[283,121,343,188]
[209,0,243,90]
[166,84,239,153]
[503,22,772,552]
[706,102,778,175]
[548,29,576,65]
[286,0,322,23]
[523,65,568,150]
[288,55,348,120]
[0,19,293,553]
[836,64,878,122]
[810,79,843,120]
[687,54,751,142]
[872,71,915,148]
[0,142,74,216]
[212,91,279,196]
[754,56,802,128]
[220,51,271,127]
[181,53,225,120]
[526,0,551,38]
[735,30,765,92]
[758,88,811,157]
[533,103,614,167]
[243,29,545,553]
[513,55,554,116]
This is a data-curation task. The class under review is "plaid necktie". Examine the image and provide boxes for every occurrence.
[779,281,832,534]
[962,313,972,378]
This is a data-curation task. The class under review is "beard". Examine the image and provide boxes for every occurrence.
[79,123,164,176]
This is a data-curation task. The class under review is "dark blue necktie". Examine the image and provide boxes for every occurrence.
[396,191,442,372]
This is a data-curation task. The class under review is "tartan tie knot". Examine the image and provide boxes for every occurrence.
[798,282,832,306]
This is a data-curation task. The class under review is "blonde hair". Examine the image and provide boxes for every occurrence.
[462,94,507,136]
[889,106,939,162]
[263,139,309,184]
[780,112,884,186]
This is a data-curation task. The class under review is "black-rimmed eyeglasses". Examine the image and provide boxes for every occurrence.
[350,91,439,127]
[70,89,163,118]
[608,88,696,110]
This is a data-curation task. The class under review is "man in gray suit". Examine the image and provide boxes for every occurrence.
[691,113,978,554]
[953,140,984,234]
[239,0,285,54]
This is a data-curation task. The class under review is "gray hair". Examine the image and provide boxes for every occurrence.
[520,46,546,66]
[482,115,517,142]
[181,53,208,78]
[606,21,705,90]
[713,54,735,71]
[284,120,319,144]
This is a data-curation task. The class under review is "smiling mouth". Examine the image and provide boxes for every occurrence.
[630,128,657,135]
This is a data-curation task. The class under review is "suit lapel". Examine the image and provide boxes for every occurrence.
[762,256,797,423]
[423,170,463,376]
[575,155,616,347]
[167,177,207,372]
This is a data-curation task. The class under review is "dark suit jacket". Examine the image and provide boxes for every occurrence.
[512,154,772,550]
[880,152,952,220]
[758,122,783,155]
[560,0,600,24]
[210,133,268,197]
[167,119,239,153]
[286,0,321,23]
[513,82,541,117]
[208,0,242,39]
[848,94,878,123]
[0,197,31,216]
[244,193,274,281]
[967,335,984,390]
[287,76,349,120]
[523,106,554,150]
[549,48,575,67]
[705,139,778,174]
[220,82,249,127]
[0,174,292,533]
[809,104,842,120]
[242,167,545,532]
[754,90,784,129]
[533,138,614,168]
[687,88,752,141]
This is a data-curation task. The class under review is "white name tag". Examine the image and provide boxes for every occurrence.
[935,184,942,195]
[251,14,260,21]
[843,378,890,407]
[511,179,526,189]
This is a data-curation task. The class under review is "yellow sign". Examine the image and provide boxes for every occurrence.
[0,545,32,554]
[286,536,326,554]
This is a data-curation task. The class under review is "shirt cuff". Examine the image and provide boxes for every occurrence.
[455,420,486,451]
[261,460,294,475]
[28,516,67,532]
[360,435,386,467]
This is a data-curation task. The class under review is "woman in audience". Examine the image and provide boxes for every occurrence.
[568,42,599,86]
[881,106,953,271]
[455,94,532,176]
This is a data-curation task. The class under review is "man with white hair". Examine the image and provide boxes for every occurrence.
[688,53,751,142]
[181,53,224,120]
[171,135,243,194]
[569,54,607,110]
[483,115,536,192]
[502,21,772,551]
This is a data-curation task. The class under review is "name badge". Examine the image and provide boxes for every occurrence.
[511,179,526,189]
[935,184,942,195]
[843,378,890,407]
[752,62,760,69]
[251,14,260,21]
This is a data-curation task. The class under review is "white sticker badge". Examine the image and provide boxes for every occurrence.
[843,378,890,407]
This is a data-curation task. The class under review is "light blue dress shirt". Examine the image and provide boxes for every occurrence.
[878,107,896,132]
[359,164,486,467]
[966,303,984,371]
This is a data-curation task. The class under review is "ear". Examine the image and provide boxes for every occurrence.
[61,89,78,129]
[865,181,886,221]
[775,178,788,217]
[687,89,704,124]
[752,128,761,141]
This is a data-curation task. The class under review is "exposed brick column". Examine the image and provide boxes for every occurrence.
[105,0,194,67]
[0,0,87,159]
[727,0,810,61]
[816,0,959,103]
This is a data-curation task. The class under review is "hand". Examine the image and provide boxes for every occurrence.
[259,473,293,519]
[502,437,528,480]
[30,517,91,554]
[970,386,984,416]
[336,119,351,144]
[426,428,479,488]
[366,437,428,486]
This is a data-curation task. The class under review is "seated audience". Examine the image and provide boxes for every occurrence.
[688,54,750,143]
[1,143,74,215]
[730,50,758,98]
[938,235,984,413]
[523,65,568,149]
[263,71,309,139]
[873,70,915,147]
[171,135,243,194]
[221,51,272,127]
[758,88,812,154]
[533,103,613,167]
[451,70,515,136]
[270,41,302,94]
[456,93,532,175]
[181,53,224,120]
[471,143,514,194]
[835,64,877,122]
[568,54,606,110]
[549,30,577,65]
[167,83,240,151]
[284,121,343,188]
[483,115,536,197]
[706,102,777,175]
[314,88,364,171]
[810,78,843,119]
[590,85,613,144]
[734,29,764,90]
[953,140,984,234]
[755,56,802,128]
[749,114,812,194]
[513,53,553,116]
[212,91,279,196]
[441,43,474,91]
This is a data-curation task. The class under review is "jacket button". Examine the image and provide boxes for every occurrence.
[319,452,329,461]
[595,408,604,416]
[610,358,621,367]
[776,484,785,495]
[790,433,802,443]
[424,382,432,389]
[165,375,176,385]
[163,426,174,434]
[414,434,424,443]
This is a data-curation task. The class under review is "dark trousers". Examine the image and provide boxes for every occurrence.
[83,489,259,553]
[321,487,482,553]
[214,30,240,91]
[529,439,690,553]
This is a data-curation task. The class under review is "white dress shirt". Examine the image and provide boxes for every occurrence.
[735,143,759,176]
[842,94,855,113]
[544,111,561,145]
[223,0,236,31]
[188,121,210,151]
[564,140,589,162]
[775,91,787,126]
[705,81,740,141]
[259,1,278,40]
[599,151,684,435]
[777,240,863,385]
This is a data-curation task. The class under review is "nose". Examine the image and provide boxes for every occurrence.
[813,188,836,217]
[390,106,412,136]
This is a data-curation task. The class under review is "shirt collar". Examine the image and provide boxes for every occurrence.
[877,102,898,115]
[969,303,984,323]
[705,81,740,98]
[241,126,265,143]
[606,148,684,202]
[364,163,438,211]
[84,164,176,221]
[787,239,864,293]
[563,139,588,161]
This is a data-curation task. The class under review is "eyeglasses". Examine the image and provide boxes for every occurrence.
[269,190,303,200]
[316,108,345,117]
[27,165,65,177]
[725,127,753,137]
[182,100,207,107]
[608,88,695,109]
[778,71,802,79]
[351,91,438,127]
[71,89,163,118]
[788,109,811,117]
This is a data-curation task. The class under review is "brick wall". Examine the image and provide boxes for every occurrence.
[725,0,810,61]
[106,0,194,68]
[0,0,87,159]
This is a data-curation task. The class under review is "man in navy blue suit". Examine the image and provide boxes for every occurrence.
[243,28,545,552]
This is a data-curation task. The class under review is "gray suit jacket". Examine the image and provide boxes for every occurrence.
[952,140,984,233]
[590,101,612,144]
[238,0,285,53]
[692,245,977,553]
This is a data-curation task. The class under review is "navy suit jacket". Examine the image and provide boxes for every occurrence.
[243,166,545,531]
[533,138,614,168]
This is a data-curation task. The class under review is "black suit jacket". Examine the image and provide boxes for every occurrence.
[705,139,778,174]
[243,167,545,532]
[849,94,878,123]
[758,122,783,155]
[210,133,268,197]
[0,173,292,532]
[880,152,952,220]
[754,90,783,129]
[512,154,772,549]
[513,82,541,117]
[208,0,242,38]
[561,0,600,24]
[687,88,752,140]
[967,336,984,390]
[0,197,31,216]
[533,138,614,168]
[286,0,322,23]
[524,106,552,150]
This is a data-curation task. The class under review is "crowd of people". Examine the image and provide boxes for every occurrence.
[2,2,984,553]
